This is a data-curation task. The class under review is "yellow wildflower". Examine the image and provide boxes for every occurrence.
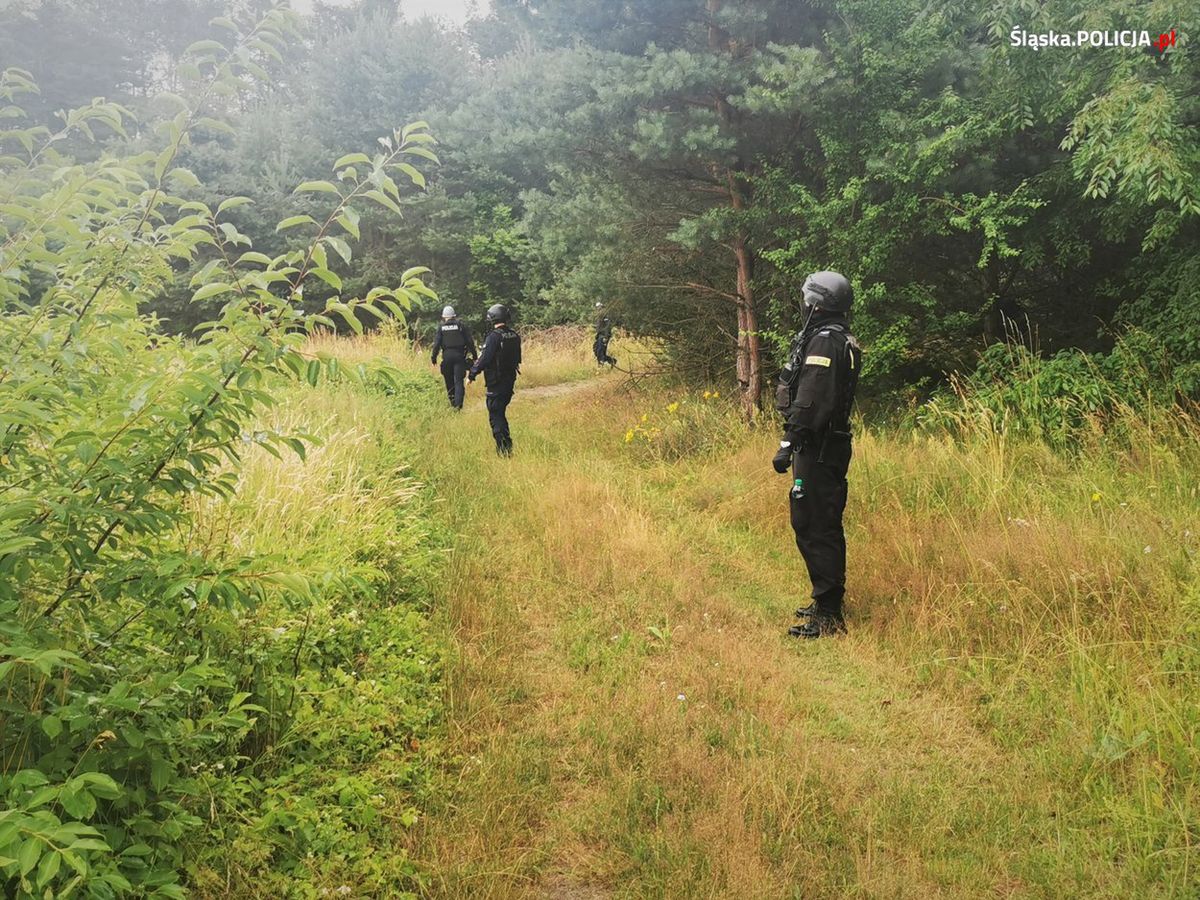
[667,402,679,414]
[625,429,634,443]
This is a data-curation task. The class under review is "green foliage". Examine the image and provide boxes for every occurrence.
[465,0,1198,411]
[30,0,1194,415]
[1061,78,1200,218]
[466,204,530,312]
[132,9,472,338]
[0,0,227,141]
[182,379,446,897]
[0,8,440,894]
[919,331,1196,450]
[621,389,741,463]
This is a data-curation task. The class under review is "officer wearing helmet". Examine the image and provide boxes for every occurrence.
[431,305,477,410]
[772,271,862,639]
[469,303,522,456]
[593,302,617,367]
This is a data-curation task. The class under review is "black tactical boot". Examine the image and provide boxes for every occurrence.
[794,602,818,619]
[788,612,846,639]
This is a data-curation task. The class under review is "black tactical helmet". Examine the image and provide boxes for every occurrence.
[802,271,853,313]
[485,303,511,325]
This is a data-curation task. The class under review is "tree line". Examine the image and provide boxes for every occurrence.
[4,0,1197,420]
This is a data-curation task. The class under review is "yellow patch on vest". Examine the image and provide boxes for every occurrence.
[804,355,832,367]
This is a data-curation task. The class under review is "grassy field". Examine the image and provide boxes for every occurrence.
[180,364,448,897]
[346,329,1198,898]
[231,329,1198,897]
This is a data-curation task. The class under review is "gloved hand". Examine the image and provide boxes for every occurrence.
[772,441,794,474]
[468,371,477,384]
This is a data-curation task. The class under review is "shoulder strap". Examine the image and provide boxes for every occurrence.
[835,331,861,431]
[789,322,844,371]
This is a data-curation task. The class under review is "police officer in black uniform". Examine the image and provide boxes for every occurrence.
[772,271,862,639]
[468,303,522,456]
[593,302,617,366]
[431,305,477,410]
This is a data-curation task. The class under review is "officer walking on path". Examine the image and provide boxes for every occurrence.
[593,302,617,367]
[772,271,862,639]
[431,305,477,410]
[468,304,522,456]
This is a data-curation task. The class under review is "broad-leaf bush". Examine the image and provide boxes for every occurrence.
[919,331,1197,450]
[0,9,441,896]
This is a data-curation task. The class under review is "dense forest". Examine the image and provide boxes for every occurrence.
[3,0,1196,415]
[1,1,1198,897]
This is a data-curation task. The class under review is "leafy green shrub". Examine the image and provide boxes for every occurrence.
[0,12,440,895]
[919,331,1197,450]
[181,382,446,896]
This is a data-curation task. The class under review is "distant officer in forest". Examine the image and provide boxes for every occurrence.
[593,302,617,367]
[772,271,862,639]
[468,303,522,456]
[431,305,477,410]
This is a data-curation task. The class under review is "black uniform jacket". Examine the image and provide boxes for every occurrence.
[431,318,477,364]
[782,317,861,451]
[469,325,522,389]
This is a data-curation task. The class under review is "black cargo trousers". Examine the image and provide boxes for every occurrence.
[485,375,516,454]
[790,435,852,616]
[593,334,614,365]
[440,351,469,409]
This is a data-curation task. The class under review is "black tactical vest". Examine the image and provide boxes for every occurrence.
[774,321,859,431]
[488,327,521,380]
[439,321,466,351]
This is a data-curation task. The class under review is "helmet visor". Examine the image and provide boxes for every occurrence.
[802,282,829,309]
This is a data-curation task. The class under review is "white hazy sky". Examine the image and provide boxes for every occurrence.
[291,0,491,25]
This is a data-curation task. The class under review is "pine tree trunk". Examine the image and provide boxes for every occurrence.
[733,237,761,421]
[709,0,762,421]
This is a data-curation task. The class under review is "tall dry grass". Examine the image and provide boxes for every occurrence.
[303,322,625,390]
[682,390,1200,894]
[305,331,1198,897]
[182,375,446,896]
